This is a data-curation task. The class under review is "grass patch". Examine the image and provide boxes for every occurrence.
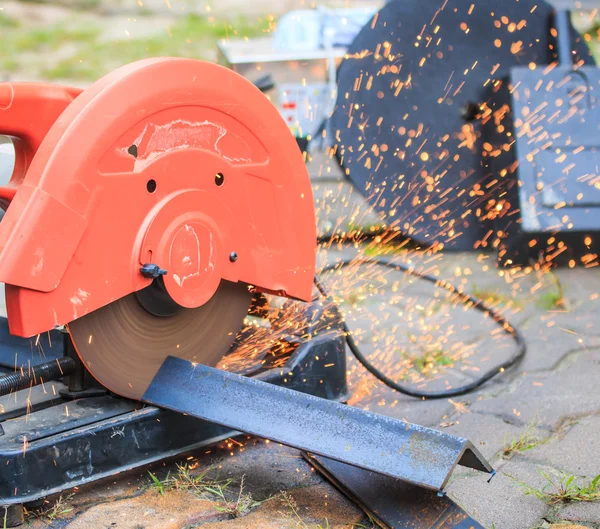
[536,271,566,310]
[279,491,331,529]
[582,22,600,62]
[13,24,100,52]
[1,12,273,81]
[206,475,259,518]
[24,494,74,523]
[148,470,165,495]
[501,419,545,459]
[537,290,564,310]
[471,285,511,305]
[352,516,376,529]
[513,471,600,505]
[15,0,117,10]
[0,18,100,73]
[42,13,271,81]
[411,348,453,373]
[0,13,20,28]
[344,288,368,306]
[396,342,454,379]
[147,464,260,518]
[363,243,406,258]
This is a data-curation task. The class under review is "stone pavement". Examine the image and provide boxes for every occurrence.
[12,151,600,529]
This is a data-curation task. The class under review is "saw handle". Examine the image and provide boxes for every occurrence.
[0,83,81,204]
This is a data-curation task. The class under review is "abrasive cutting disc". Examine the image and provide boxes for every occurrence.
[69,280,252,400]
[332,0,594,250]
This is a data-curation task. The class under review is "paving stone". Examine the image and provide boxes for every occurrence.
[447,459,551,529]
[514,331,589,374]
[199,483,363,529]
[442,411,528,463]
[197,440,322,501]
[468,352,600,428]
[519,417,600,478]
[346,376,459,427]
[549,525,592,529]
[63,490,222,529]
[558,502,600,524]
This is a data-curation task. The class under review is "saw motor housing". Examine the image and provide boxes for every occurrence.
[0,58,317,338]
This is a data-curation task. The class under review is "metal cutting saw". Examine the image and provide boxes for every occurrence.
[0,57,316,395]
[0,58,494,528]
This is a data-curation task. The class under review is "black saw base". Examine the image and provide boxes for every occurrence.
[0,300,348,527]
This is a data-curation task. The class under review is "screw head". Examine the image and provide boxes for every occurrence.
[229,252,238,263]
[140,263,168,279]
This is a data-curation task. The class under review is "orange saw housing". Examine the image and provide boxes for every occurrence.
[0,58,316,337]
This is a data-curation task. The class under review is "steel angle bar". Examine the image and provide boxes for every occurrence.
[143,356,493,491]
[305,453,486,529]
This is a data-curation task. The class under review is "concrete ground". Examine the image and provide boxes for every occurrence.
[4,152,596,529]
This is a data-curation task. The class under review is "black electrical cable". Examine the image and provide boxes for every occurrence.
[315,257,526,399]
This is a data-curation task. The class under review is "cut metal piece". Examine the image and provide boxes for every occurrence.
[68,281,251,400]
[143,356,493,491]
[305,453,485,529]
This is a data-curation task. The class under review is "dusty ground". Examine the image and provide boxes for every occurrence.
[1,1,600,528]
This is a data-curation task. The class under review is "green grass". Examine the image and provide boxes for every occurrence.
[13,24,101,52]
[146,464,260,518]
[363,243,407,258]
[148,470,165,495]
[582,22,600,62]
[42,13,271,81]
[0,17,101,73]
[352,516,376,529]
[513,471,600,505]
[501,419,545,459]
[395,345,453,379]
[536,271,565,310]
[411,349,453,373]
[536,290,564,310]
[0,12,272,80]
[18,0,103,8]
[24,494,74,523]
[471,285,511,305]
[0,13,20,28]
[206,475,260,518]
[279,491,331,529]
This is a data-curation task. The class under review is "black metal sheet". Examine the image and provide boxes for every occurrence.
[305,453,485,529]
[142,356,492,491]
[332,0,594,250]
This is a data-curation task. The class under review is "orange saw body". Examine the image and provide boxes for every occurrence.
[0,59,316,339]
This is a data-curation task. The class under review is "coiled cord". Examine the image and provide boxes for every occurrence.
[315,257,526,399]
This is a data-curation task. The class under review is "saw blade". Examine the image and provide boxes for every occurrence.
[68,280,252,400]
